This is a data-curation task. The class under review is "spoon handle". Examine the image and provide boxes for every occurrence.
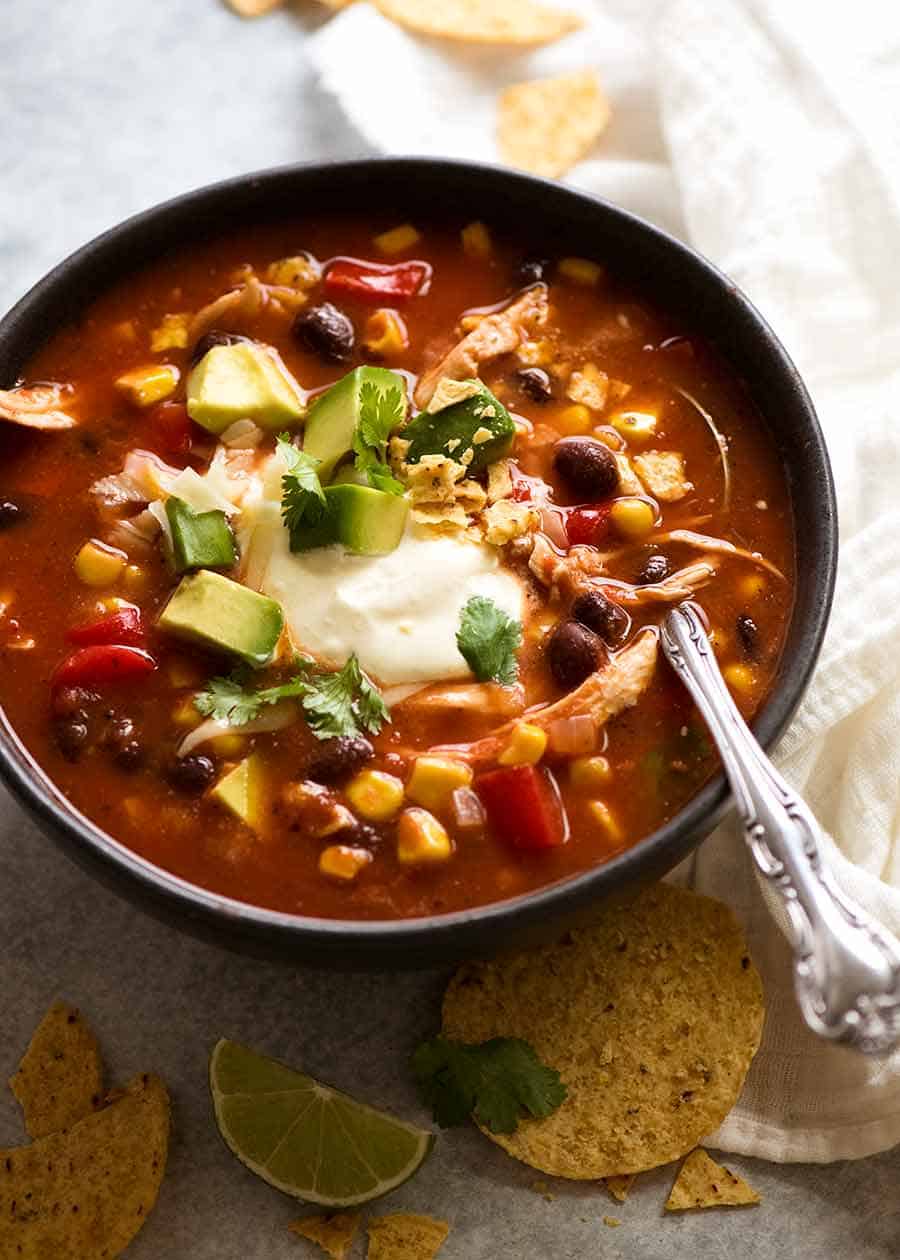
[661,603,900,1055]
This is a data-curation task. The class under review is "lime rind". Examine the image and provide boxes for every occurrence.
[210,1039,435,1207]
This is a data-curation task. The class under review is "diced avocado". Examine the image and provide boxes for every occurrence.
[158,570,283,667]
[165,496,236,573]
[288,484,409,556]
[303,366,405,480]
[187,342,306,435]
[211,755,266,830]
[403,384,515,474]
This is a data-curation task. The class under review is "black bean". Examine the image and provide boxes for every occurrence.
[114,741,145,772]
[514,257,550,288]
[516,368,553,403]
[0,499,23,530]
[736,613,759,657]
[552,437,620,502]
[571,590,629,646]
[166,754,216,795]
[636,553,669,585]
[349,821,383,851]
[54,718,90,762]
[189,330,251,367]
[293,303,355,363]
[547,620,603,691]
[308,735,374,785]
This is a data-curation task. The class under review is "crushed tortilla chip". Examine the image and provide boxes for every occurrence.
[289,1211,360,1258]
[427,376,483,414]
[265,255,322,291]
[633,450,693,502]
[150,312,191,353]
[566,363,609,412]
[486,459,515,504]
[603,1216,622,1227]
[406,454,487,532]
[614,452,643,496]
[9,1001,103,1139]
[225,0,283,15]
[481,499,540,545]
[367,1213,450,1260]
[665,1149,761,1211]
[375,0,581,45]
[498,72,611,178]
[442,883,764,1179]
[603,1173,636,1203]
[0,1072,170,1259]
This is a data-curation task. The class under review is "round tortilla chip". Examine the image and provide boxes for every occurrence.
[374,0,582,46]
[498,72,611,179]
[9,1000,104,1139]
[0,1072,170,1259]
[442,883,764,1178]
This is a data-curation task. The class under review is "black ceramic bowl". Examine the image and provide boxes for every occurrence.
[0,159,837,967]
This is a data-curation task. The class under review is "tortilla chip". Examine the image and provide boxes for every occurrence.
[0,1072,170,1259]
[225,0,283,16]
[603,1173,636,1203]
[665,1149,761,1211]
[498,72,611,179]
[366,1212,450,1260]
[374,0,581,46]
[9,1001,104,1139]
[441,883,764,1178]
[289,1211,360,1258]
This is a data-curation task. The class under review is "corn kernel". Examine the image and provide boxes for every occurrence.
[555,404,593,436]
[172,696,203,728]
[319,844,372,882]
[264,255,321,289]
[498,723,548,766]
[363,308,409,356]
[587,799,623,842]
[407,756,472,812]
[115,363,180,408]
[98,596,129,613]
[723,663,756,694]
[559,257,603,286]
[610,497,655,541]
[122,564,149,594]
[611,410,657,443]
[461,221,492,258]
[210,733,248,758]
[346,769,405,821]
[397,808,454,866]
[570,755,612,793]
[122,797,144,824]
[738,573,767,601]
[74,540,127,588]
[167,659,201,688]
[150,313,190,353]
[374,223,421,255]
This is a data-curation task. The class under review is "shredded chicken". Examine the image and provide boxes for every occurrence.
[414,286,549,408]
[429,632,658,769]
[602,560,719,605]
[0,384,77,430]
[395,682,526,721]
[188,275,308,344]
[642,529,786,579]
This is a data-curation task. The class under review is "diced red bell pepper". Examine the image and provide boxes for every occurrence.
[149,401,194,456]
[323,258,430,304]
[566,504,611,548]
[476,764,569,852]
[51,645,156,691]
[67,606,145,649]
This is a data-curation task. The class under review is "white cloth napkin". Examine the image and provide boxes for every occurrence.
[307,0,900,1161]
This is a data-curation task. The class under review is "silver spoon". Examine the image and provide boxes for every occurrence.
[661,602,900,1055]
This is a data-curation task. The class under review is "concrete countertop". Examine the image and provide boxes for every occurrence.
[1,2,897,1256]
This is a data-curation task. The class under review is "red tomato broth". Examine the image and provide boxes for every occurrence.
[0,217,794,920]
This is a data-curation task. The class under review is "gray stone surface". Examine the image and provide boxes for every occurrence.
[0,1,897,1256]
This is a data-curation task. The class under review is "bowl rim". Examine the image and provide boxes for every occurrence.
[0,156,838,954]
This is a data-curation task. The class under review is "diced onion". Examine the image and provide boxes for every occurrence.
[451,786,485,832]
[90,472,146,510]
[547,715,597,757]
[106,509,161,557]
[221,418,264,449]
[176,700,298,757]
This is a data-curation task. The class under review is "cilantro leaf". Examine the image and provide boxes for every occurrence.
[301,653,390,739]
[194,671,263,726]
[456,595,523,685]
[277,433,327,545]
[352,376,406,495]
[411,1036,567,1135]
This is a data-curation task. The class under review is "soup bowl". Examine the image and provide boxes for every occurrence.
[0,159,837,967]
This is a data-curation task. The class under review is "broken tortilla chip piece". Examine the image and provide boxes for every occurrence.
[0,1072,170,1260]
[498,72,611,178]
[366,1212,450,1260]
[374,0,581,46]
[289,1211,360,1259]
[225,0,283,16]
[9,1000,104,1139]
[665,1149,761,1211]
[603,1173,636,1203]
[441,883,764,1178]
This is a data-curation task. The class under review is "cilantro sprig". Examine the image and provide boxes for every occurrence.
[412,1036,567,1135]
[352,377,405,495]
[456,595,523,685]
[277,433,327,544]
[194,653,389,740]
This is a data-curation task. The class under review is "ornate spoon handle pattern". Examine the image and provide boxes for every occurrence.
[661,603,900,1055]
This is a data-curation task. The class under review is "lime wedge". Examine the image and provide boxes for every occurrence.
[209,1039,435,1207]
